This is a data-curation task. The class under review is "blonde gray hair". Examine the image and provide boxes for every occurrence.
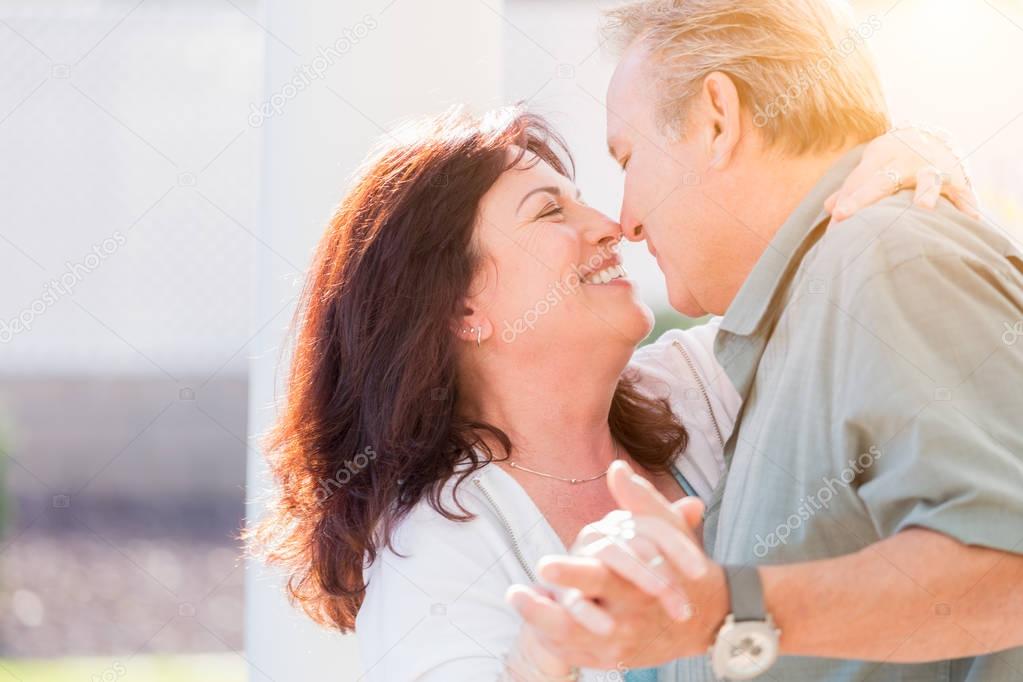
[604,0,890,153]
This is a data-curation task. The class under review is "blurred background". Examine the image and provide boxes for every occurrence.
[1,0,1020,680]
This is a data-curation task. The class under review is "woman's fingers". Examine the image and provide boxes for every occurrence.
[823,190,841,214]
[833,165,981,222]
[632,516,708,580]
[506,584,575,635]
[537,555,614,596]
[606,461,682,524]
[544,546,692,622]
[913,166,944,210]
[565,524,698,621]
[559,588,614,635]
[831,169,898,222]
[907,165,982,220]
[582,536,674,598]
[671,496,706,531]
[949,185,982,220]
[593,537,693,620]
[828,127,981,222]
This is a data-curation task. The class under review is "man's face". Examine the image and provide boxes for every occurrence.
[606,43,740,317]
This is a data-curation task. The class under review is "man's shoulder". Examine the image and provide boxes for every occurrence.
[802,193,1020,292]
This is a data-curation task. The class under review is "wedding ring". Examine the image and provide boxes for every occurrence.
[616,518,637,541]
[647,554,665,570]
[562,588,586,614]
[600,513,635,540]
[882,168,903,194]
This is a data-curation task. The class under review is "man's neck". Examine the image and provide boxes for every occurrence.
[742,145,855,245]
[710,144,858,314]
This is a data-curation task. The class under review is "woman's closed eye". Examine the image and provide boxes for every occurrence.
[537,202,564,220]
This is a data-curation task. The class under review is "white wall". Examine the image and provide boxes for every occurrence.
[0,0,264,376]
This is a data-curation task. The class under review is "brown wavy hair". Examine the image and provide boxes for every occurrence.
[247,106,688,632]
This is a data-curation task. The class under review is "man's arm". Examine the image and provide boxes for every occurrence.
[763,527,1023,661]
[761,527,1023,662]
[515,468,1023,669]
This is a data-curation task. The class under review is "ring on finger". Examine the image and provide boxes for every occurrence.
[882,168,903,194]
[602,515,636,540]
[646,554,666,570]
[561,588,586,614]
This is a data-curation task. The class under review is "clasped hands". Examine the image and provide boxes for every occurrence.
[506,461,731,671]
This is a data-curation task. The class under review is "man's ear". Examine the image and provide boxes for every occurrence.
[698,71,743,171]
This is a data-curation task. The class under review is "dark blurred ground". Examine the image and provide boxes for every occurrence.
[0,494,245,657]
[0,374,249,659]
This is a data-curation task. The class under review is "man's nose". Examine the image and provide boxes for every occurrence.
[620,209,644,242]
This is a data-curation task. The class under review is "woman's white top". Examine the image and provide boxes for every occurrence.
[355,319,742,681]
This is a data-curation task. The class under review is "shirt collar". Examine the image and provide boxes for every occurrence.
[718,145,867,337]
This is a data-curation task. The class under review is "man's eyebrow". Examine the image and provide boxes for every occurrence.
[516,185,561,213]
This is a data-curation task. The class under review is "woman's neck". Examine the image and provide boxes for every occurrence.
[460,350,625,477]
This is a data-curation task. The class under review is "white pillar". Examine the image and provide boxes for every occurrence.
[244,2,504,680]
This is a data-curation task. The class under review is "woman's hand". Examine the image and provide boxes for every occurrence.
[506,463,729,670]
[826,124,980,222]
[567,509,706,621]
[501,614,581,681]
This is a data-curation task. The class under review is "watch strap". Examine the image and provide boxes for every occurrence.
[724,564,766,622]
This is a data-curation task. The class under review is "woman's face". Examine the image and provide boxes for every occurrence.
[471,149,654,352]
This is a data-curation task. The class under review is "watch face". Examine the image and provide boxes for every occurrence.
[712,620,779,680]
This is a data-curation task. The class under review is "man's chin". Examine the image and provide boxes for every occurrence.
[667,288,707,318]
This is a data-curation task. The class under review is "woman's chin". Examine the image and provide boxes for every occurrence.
[604,302,656,347]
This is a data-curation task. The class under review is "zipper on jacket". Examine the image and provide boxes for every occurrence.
[672,339,725,448]
[472,476,538,583]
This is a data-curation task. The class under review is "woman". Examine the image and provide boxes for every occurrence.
[249,106,974,681]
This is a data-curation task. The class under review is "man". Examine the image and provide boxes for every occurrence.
[510,0,1023,679]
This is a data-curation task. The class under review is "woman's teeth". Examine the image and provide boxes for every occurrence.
[583,264,628,284]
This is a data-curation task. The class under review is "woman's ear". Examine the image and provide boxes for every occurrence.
[698,71,743,171]
[451,303,494,345]
[453,257,496,346]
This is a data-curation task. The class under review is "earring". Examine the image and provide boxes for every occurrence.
[475,326,482,348]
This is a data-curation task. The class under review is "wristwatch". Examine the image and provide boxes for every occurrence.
[708,565,781,680]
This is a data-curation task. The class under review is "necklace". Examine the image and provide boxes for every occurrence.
[506,442,620,485]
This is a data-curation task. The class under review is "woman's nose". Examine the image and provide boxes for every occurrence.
[585,207,625,245]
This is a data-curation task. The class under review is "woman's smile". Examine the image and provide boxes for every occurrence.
[580,260,630,286]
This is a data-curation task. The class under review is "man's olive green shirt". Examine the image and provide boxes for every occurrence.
[675,147,1023,681]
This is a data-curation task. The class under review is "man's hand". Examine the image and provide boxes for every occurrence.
[506,462,730,670]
